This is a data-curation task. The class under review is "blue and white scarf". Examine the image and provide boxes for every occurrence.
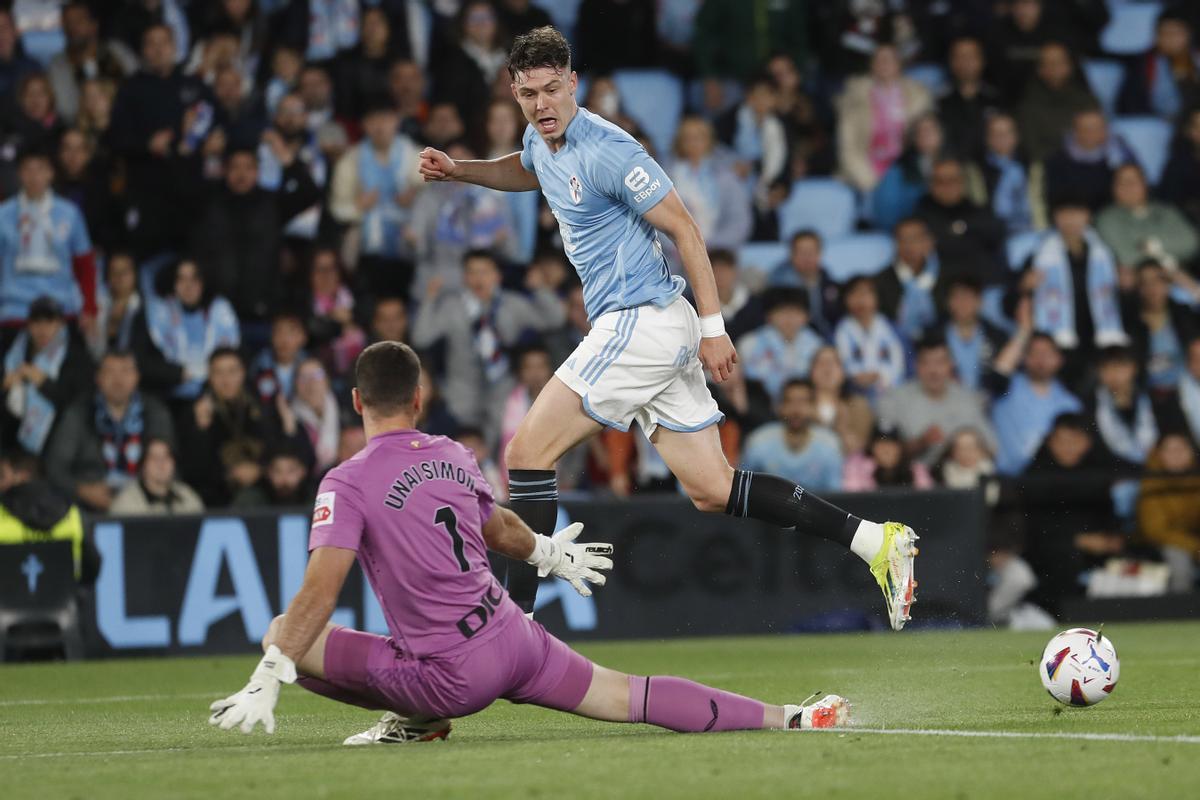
[358,137,416,258]
[987,154,1032,232]
[465,293,509,384]
[1095,388,1157,464]
[895,255,939,341]
[834,314,907,391]
[146,296,240,398]
[1031,231,1127,349]
[4,326,68,454]
[15,193,59,275]
[307,0,359,61]
[94,391,144,488]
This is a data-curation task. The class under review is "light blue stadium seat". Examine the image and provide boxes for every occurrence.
[532,0,581,42]
[1006,230,1045,271]
[777,179,858,243]
[1100,2,1163,55]
[507,190,541,265]
[20,31,65,67]
[1112,115,1173,185]
[905,63,949,97]
[611,70,685,157]
[1083,59,1126,116]
[822,233,895,282]
[737,242,788,274]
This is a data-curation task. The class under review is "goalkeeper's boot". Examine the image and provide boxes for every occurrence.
[869,521,919,631]
[784,694,851,730]
[342,712,451,745]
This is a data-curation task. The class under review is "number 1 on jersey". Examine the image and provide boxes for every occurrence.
[434,506,470,572]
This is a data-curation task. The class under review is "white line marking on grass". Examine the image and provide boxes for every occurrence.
[0,743,337,761]
[822,727,1200,745]
[0,692,219,707]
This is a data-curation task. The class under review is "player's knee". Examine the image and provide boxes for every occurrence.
[262,614,286,652]
[504,434,549,471]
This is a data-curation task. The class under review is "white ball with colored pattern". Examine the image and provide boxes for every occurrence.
[1039,628,1120,707]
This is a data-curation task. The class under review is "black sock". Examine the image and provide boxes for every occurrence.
[726,469,860,549]
[506,469,558,613]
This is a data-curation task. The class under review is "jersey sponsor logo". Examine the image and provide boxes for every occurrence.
[569,174,583,204]
[625,165,661,204]
[312,491,335,526]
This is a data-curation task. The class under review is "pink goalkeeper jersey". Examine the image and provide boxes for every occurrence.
[308,428,518,657]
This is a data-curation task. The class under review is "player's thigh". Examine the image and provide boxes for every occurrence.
[652,423,735,512]
[505,375,603,469]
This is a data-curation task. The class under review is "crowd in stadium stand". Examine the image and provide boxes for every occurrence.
[0,0,1199,614]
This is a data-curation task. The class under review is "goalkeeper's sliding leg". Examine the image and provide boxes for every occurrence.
[264,614,849,745]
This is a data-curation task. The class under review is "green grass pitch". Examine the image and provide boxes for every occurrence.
[3,621,1198,799]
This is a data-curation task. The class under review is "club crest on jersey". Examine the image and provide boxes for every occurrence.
[569,174,583,204]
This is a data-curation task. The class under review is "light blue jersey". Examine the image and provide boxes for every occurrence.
[0,192,91,321]
[521,107,683,321]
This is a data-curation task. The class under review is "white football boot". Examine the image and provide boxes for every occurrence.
[342,712,451,745]
[783,694,852,730]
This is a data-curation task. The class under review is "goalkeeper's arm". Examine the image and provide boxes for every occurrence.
[482,507,614,597]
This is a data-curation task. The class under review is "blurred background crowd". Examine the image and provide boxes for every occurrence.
[0,0,1198,618]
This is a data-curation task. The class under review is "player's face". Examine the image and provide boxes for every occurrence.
[511,65,578,143]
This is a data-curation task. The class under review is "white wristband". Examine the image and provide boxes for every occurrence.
[698,313,726,338]
[255,645,297,684]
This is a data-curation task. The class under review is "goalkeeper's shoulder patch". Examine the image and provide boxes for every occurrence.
[312,491,336,527]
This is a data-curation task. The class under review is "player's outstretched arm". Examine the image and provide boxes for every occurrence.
[208,546,356,735]
[483,507,614,597]
[643,190,738,382]
[419,148,540,192]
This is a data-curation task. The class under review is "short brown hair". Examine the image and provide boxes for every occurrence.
[355,341,421,416]
[507,26,571,80]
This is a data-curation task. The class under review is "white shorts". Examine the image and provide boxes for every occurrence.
[555,297,723,436]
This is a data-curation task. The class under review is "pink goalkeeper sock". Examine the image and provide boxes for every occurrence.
[627,676,767,732]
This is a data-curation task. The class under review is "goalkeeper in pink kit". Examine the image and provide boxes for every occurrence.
[209,342,849,743]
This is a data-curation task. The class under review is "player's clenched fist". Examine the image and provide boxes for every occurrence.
[419,147,458,182]
[524,522,614,598]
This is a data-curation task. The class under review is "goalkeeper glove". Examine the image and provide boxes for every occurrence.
[208,645,297,734]
[525,522,614,597]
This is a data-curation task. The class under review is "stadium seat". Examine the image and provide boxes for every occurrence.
[532,0,582,42]
[904,63,949,97]
[0,541,83,661]
[737,242,788,274]
[1083,59,1126,116]
[612,70,685,157]
[821,233,895,283]
[1100,2,1163,55]
[1006,230,1046,271]
[777,179,858,243]
[1112,115,1173,184]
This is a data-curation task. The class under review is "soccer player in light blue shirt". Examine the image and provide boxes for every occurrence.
[417,26,918,632]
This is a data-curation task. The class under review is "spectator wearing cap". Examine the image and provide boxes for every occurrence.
[1018,197,1127,383]
[136,258,239,402]
[188,146,321,332]
[1014,41,1097,163]
[1,297,94,456]
[43,350,175,513]
[329,100,422,297]
[874,217,944,342]
[1089,345,1158,465]
[1122,260,1200,393]
[877,335,997,466]
[834,276,908,398]
[47,1,137,123]
[736,288,825,403]
[740,379,843,493]
[411,249,564,445]
[1096,163,1200,273]
[843,427,935,492]
[110,436,204,516]
[107,23,212,258]
[768,230,842,338]
[0,148,98,329]
[1118,11,1200,120]
[990,332,1084,475]
[1042,109,1133,214]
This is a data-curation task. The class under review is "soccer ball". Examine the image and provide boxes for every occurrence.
[1039,628,1120,706]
